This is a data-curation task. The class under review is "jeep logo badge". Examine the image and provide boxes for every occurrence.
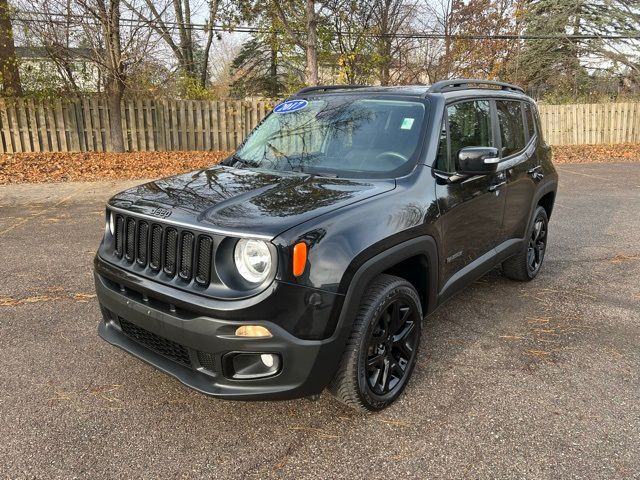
[151,207,172,218]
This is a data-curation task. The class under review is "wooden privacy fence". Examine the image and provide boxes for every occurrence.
[0,98,639,153]
[0,98,273,154]
[537,103,640,145]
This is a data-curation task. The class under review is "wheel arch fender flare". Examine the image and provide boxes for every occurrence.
[336,236,439,335]
[530,179,558,223]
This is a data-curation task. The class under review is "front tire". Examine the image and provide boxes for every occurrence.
[329,274,422,412]
[502,206,549,281]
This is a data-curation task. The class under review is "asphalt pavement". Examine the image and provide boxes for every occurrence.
[0,164,638,479]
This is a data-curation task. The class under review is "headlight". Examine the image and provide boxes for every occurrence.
[234,239,272,283]
[108,212,115,235]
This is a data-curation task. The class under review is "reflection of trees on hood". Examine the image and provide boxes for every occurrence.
[249,179,361,217]
[299,228,327,249]
[204,176,367,227]
[115,166,282,212]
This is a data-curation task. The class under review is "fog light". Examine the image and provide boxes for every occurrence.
[235,325,272,338]
[223,352,281,379]
[260,353,275,368]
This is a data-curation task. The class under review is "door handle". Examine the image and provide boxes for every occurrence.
[488,181,506,192]
[527,166,544,180]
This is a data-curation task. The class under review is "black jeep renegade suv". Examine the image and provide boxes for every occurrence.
[95,79,558,411]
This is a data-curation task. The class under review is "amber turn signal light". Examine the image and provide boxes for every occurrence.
[235,325,272,338]
[292,242,308,277]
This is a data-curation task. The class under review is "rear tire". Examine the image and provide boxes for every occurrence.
[329,274,422,412]
[502,206,549,281]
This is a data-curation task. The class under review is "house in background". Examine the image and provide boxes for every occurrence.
[16,46,101,94]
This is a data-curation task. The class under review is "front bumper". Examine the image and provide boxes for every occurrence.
[95,264,348,401]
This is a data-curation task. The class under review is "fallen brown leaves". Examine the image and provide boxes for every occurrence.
[0,291,97,306]
[552,143,640,164]
[0,150,230,185]
[610,253,640,264]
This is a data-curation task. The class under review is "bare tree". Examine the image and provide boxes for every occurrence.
[14,0,85,93]
[73,0,153,151]
[371,0,418,85]
[329,0,376,84]
[121,0,230,88]
[272,0,323,85]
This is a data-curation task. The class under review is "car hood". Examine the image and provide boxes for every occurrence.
[107,165,396,239]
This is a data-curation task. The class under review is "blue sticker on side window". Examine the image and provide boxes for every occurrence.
[274,99,308,113]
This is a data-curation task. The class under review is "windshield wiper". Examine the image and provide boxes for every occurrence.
[230,154,260,169]
[289,165,338,178]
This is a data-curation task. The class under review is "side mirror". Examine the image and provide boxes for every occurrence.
[456,147,500,175]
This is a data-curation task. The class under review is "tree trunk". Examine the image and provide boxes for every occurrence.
[107,85,125,152]
[0,0,22,96]
[173,0,195,77]
[103,0,125,152]
[201,0,220,88]
[306,0,319,85]
[378,0,391,85]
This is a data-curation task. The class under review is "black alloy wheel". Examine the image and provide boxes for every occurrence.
[527,214,547,275]
[365,298,420,396]
[329,274,422,412]
[502,205,549,281]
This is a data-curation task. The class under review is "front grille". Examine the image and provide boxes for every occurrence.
[137,222,149,265]
[114,216,124,256]
[164,228,178,276]
[196,236,213,284]
[111,213,214,287]
[125,218,136,261]
[119,317,191,366]
[150,225,162,271]
[179,232,194,280]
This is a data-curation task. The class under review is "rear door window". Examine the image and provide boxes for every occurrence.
[496,100,526,157]
[524,102,536,140]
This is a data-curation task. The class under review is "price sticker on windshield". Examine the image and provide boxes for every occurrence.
[400,118,415,130]
[274,99,309,114]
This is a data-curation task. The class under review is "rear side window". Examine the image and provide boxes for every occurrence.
[496,100,525,157]
[524,102,536,139]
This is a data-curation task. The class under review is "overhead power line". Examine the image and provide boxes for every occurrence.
[11,11,640,41]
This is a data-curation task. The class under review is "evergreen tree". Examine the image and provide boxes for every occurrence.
[515,0,639,97]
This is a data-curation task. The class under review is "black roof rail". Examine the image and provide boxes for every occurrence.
[294,85,369,95]
[428,79,524,94]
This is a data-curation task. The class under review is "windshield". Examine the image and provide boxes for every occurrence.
[231,97,427,178]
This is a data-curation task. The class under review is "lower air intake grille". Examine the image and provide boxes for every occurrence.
[118,317,191,367]
[197,351,216,373]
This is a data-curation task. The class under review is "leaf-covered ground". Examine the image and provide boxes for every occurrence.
[0,151,230,185]
[551,143,640,164]
[0,144,638,185]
